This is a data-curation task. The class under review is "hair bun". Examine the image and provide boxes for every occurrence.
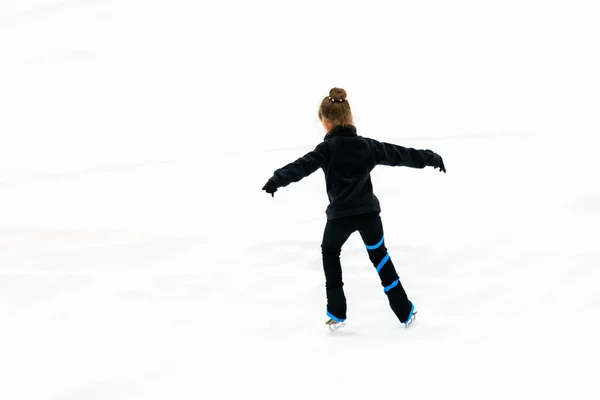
[329,87,347,102]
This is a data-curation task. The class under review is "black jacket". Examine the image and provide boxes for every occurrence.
[268,125,442,219]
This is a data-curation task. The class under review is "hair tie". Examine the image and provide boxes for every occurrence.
[328,97,344,103]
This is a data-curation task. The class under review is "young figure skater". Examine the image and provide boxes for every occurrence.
[262,88,446,331]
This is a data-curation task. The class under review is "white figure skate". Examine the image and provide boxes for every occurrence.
[325,318,346,332]
[404,307,417,328]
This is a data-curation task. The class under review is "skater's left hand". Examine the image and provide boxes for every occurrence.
[262,180,278,197]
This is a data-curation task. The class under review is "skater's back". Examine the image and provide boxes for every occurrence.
[267,89,445,220]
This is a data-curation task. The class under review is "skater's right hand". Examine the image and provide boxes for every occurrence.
[426,150,446,173]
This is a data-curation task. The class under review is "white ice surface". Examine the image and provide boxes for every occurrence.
[1,1,600,399]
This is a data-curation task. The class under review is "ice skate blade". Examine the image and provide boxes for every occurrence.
[325,318,346,332]
[404,310,417,329]
[328,322,346,332]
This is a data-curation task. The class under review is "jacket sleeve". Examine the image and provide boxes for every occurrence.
[368,138,437,169]
[269,142,328,188]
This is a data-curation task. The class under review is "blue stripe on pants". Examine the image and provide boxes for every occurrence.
[376,253,390,273]
[327,310,346,322]
[384,279,399,292]
[366,235,384,250]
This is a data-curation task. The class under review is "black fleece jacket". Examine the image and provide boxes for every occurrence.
[268,125,443,219]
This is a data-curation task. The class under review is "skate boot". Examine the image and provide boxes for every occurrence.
[403,304,417,328]
[325,318,346,332]
[325,312,346,332]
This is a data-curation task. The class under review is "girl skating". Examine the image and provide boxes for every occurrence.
[262,88,446,331]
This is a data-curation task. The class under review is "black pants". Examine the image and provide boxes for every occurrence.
[321,212,413,323]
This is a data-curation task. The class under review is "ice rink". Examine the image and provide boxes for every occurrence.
[1,1,599,398]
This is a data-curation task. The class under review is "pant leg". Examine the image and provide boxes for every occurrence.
[321,217,355,321]
[357,213,413,323]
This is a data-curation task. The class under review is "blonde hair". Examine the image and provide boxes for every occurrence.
[318,87,353,126]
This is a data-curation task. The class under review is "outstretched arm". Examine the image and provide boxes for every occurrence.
[369,139,446,172]
[263,142,328,196]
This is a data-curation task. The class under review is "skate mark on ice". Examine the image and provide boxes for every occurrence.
[1,234,208,272]
[26,48,89,65]
[48,381,133,400]
[0,160,175,187]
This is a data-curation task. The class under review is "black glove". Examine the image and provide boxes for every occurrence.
[262,179,278,197]
[426,150,446,173]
